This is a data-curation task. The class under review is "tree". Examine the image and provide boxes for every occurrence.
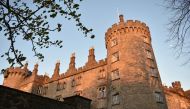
[165,0,190,63]
[0,0,94,68]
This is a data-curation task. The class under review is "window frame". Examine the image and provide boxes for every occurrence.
[154,91,164,103]
[97,86,107,99]
[111,38,118,47]
[111,52,119,63]
[111,69,120,81]
[112,93,120,105]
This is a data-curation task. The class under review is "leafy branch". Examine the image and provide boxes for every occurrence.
[0,0,94,68]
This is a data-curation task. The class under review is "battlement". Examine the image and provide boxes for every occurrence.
[59,58,107,80]
[163,81,185,97]
[105,18,150,36]
[105,15,150,48]
[4,65,30,79]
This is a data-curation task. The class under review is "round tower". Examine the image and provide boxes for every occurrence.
[3,64,29,89]
[105,15,168,109]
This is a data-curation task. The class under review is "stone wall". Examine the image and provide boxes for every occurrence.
[164,81,190,109]
[0,85,91,109]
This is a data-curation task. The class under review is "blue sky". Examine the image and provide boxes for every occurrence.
[0,0,189,90]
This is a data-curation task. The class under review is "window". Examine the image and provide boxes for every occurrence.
[111,69,120,80]
[57,81,66,91]
[55,95,62,101]
[34,86,48,95]
[42,86,48,95]
[154,92,163,103]
[146,50,152,59]
[36,86,43,95]
[146,58,155,68]
[36,86,42,95]
[150,68,158,77]
[143,36,149,44]
[112,93,120,105]
[112,52,119,62]
[76,76,82,85]
[74,90,82,96]
[71,79,75,87]
[98,86,106,99]
[98,69,106,79]
[111,39,118,47]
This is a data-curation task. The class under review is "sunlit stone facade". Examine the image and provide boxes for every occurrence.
[3,15,190,109]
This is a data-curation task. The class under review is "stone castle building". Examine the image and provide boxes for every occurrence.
[2,15,190,109]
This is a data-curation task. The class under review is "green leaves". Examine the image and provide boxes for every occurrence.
[0,0,94,67]
[57,23,62,32]
[73,4,79,9]
[50,12,57,18]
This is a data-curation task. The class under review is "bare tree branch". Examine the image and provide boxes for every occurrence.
[165,0,190,64]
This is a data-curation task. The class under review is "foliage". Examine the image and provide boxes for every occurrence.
[0,0,94,67]
[165,0,190,63]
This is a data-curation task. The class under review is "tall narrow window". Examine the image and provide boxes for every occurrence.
[57,82,61,91]
[111,39,118,47]
[146,50,152,59]
[111,69,120,80]
[98,86,106,99]
[98,69,106,79]
[63,82,66,89]
[112,93,120,105]
[76,76,82,85]
[42,86,48,95]
[150,68,158,77]
[36,86,43,95]
[154,92,163,103]
[112,52,119,62]
[57,81,66,91]
[71,79,75,87]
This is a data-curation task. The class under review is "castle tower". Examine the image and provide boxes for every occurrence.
[3,63,29,89]
[105,15,168,109]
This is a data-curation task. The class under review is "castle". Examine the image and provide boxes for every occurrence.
[2,15,190,109]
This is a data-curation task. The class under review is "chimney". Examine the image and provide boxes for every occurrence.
[52,61,60,80]
[86,47,97,66]
[119,14,124,22]
[88,47,96,63]
[23,62,28,71]
[69,53,76,70]
[32,63,38,75]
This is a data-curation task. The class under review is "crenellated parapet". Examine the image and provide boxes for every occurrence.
[3,63,31,89]
[105,15,151,48]
[59,58,107,79]
[4,64,30,79]
[163,81,186,97]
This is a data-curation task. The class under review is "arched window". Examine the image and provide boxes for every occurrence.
[98,86,106,99]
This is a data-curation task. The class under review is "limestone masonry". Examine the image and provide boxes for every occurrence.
[3,15,190,109]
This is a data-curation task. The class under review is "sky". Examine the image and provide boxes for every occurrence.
[0,0,189,90]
